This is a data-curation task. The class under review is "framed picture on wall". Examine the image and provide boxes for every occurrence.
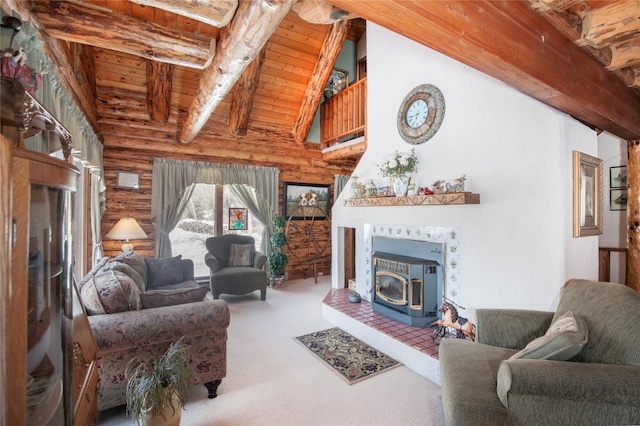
[610,189,628,211]
[283,183,330,220]
[229,208,248,230]
[116,171,141,190]
[609,166,627,189]
[323,68,349,101]
[572,151,603,237]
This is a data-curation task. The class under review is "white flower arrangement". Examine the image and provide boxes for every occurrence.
[378,149,418,178]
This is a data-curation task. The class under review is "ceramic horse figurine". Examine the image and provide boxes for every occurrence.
[432,300,476,341]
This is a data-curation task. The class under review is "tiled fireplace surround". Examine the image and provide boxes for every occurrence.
[322,224,463,385]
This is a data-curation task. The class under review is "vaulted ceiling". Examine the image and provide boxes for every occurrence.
[2,0,639,147]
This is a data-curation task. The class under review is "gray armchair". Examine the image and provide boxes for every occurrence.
[205,234,268,300]
[439,279,640,425]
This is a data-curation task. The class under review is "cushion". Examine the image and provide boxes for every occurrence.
[228,243,254,267]
[145,255,184,289]
[112,251,147,286]
[104,260,145,293]
[509,311,588,361]
[80,269,141,315]
[140,283,209,309]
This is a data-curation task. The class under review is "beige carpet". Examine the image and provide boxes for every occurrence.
[98,276,445,425]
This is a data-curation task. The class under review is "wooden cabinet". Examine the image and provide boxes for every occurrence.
[1,77,98,425]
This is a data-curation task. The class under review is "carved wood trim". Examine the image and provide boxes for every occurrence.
[344,192,480,207]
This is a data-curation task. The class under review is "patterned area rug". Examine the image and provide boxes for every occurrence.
[295,327,402,384]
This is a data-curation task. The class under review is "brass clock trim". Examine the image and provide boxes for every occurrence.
[397,84,445,145]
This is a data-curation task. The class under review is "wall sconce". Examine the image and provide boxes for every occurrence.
[106,217,148,253]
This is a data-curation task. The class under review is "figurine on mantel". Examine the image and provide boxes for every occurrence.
[433,175,466,194]
[1,47,46,95]
[407,177,417,196]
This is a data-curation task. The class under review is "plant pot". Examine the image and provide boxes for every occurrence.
[270,276,285,288]
[142,390,182,426]
[392,176,410,197]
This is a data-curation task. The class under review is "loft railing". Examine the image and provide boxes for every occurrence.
[320,77,367,150]
[598,246,627,282]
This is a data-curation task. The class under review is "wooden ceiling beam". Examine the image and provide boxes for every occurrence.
[293,0,357,24]
[146,61,173,123]
[229,48,266,136]
[330,0,640,140]
[608,38,640,70]
[581,1,640,48]
[178,0,296,145]
[31,1,214,69]
[292,20,349,144]
[129,0,238,28]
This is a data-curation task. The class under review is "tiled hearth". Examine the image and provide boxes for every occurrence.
[322,288,442,385]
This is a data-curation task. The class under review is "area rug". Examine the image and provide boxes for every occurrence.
[295,327,402,384]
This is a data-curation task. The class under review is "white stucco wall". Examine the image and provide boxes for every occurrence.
[331,23,599,319]
[598,132,628,284]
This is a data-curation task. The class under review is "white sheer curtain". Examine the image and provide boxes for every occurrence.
[151,158,279,258]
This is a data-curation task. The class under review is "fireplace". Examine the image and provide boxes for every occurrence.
[371,237,443,327]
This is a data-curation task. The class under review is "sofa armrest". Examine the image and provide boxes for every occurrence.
[205,252,221,273]
[179,258,194,280]
[254,251,267,269]
[88,300,230,352]
[498,359,640,421]
[477,309,553,349]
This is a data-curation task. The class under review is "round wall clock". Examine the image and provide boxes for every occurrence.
[397,84,445,145]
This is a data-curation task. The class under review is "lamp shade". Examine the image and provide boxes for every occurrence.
[106,217,148,252]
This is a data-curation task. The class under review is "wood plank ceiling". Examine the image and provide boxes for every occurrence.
[1,0,639,150]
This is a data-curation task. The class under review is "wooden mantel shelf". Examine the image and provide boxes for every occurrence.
[344,192,480,207]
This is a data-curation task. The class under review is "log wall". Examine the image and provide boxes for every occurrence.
[101,111,353,280]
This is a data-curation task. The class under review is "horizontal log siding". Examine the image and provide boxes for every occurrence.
[101,113,352,280]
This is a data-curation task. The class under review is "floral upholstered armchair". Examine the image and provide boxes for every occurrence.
[78,251,230,411]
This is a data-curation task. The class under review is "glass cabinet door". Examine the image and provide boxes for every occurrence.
[26,183,71,425]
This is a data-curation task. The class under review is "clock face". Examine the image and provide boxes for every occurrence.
[406,99,429,129]
[397,84,445,145]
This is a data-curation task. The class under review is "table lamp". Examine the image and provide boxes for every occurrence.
[106,217,148,253]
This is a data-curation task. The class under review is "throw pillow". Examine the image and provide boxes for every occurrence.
[112,251,147,286]
[140,283,209,309]
[228,243,254,267]
[145,255,184,289]
[104,261,145,293]
[80,269,142,315]
[509,311,588,361]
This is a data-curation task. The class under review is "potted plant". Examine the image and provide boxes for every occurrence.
[268,215,288,287]
[125,338,191,426]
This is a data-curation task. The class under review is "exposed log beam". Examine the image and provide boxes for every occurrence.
[31,1,214,69]
[292,20,348,144]
[627,139,640,293]
[2,0,100,132]
[581,1,640,48]
[129,0,238,27]
[229,48,266,136]
[330,0,640,140]
[293,0,357,24]
[608,38,640,70]
[146,61,173,123]
[178,0,296,145]
[527,0,582,14]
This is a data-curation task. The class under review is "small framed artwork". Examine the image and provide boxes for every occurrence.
[283,183,330,220]
[323,68,349,101]
[116,171,141,190]
[609,166,627,189]
[610,189,628,211]
[572,151,603,237]
[229,207,248,230]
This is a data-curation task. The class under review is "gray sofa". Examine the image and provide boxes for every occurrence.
[78,252,229,411]
[439,279,640,425]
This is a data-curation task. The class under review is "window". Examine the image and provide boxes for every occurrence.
[170,184,264,279]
